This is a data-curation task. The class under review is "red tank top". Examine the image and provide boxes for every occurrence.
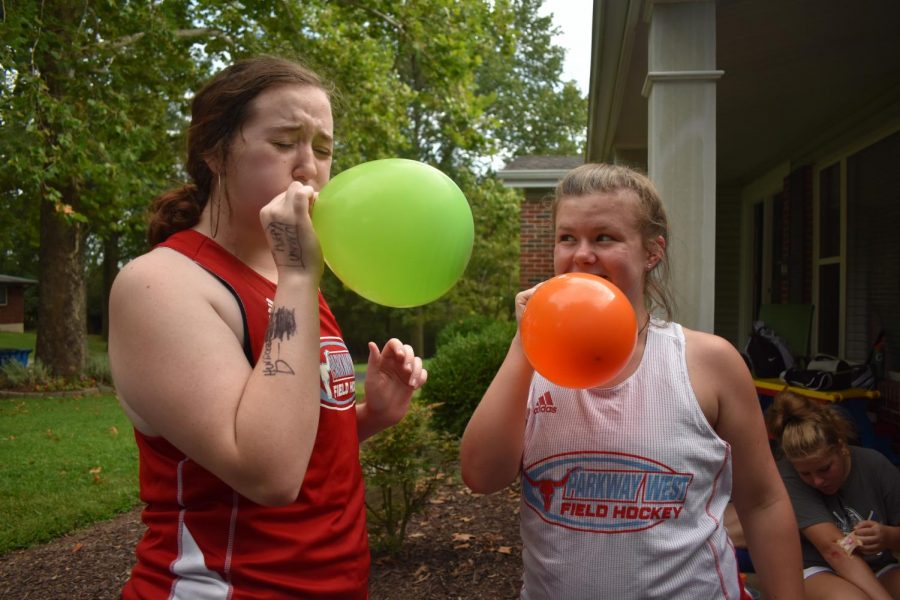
[122,230,368,599]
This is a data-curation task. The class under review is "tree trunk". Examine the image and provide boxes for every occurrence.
[411,308,425,357]
[35,193,87,378]
[101,232,120,341]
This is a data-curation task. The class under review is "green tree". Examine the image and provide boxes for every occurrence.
[1,0,585,374]
[311,0,586,355]
[481,0,588,157]
[1,1,207,375]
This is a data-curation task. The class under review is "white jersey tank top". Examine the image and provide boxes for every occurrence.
[520,320,740,599]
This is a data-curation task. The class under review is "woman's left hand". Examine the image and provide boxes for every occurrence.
[360,339,427,436]
[853,519,889,554]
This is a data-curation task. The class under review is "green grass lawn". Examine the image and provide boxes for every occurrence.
[0,331,107,357]
[0,331,35,349]
[0,393,139,555]
[0,331,374,556]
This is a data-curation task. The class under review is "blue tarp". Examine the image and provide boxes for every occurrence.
[0,348,31,366]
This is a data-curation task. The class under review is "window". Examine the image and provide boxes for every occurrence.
[819,164,841,259]
[846,130,900,370]
[816,163,842,356]
[750,193,784,318]
[814,129,900,370]
[0,284,7,307]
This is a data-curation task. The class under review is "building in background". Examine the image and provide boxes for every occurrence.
[0,275,37,334]
[501,0,900,438]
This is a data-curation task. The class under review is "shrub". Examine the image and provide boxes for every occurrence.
[435,314,503,349]
[86,353,113,386]
[0,358,52,390]
[360,399,457,553]
[421,319,517,437]
[0,358,104,392]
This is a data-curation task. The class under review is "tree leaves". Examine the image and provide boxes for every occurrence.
[1,0,586,372]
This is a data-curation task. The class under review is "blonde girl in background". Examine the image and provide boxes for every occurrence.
[767,390,900,599]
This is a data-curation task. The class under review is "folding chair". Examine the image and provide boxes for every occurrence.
[757,303,814,365]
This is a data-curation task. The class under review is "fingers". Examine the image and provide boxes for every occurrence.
[853,521,876,534]
[262,181,316,221]
[260,182,322,274]
[853,522,883,550]
[392,340,421,387]
[366,341,381,372]
[409,355,427,388]
[514,283,541,322]
[376,338,427,388]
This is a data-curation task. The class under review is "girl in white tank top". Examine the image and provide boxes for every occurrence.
[460,163,803,599]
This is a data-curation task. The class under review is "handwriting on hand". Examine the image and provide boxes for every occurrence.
[266,222,304,268]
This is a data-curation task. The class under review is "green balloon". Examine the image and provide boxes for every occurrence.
[312,159,474,308]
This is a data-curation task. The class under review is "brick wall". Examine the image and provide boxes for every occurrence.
[519,188,555,290]
[0,284,26,326]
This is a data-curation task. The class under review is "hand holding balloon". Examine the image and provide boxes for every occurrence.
[260,181,323,277]
[311,159,474,307]
[519,273,637,389]
[514,285,539,323]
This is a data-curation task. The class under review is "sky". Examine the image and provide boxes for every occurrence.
[538,0,593,94]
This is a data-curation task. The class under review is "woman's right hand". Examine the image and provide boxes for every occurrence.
[461,284,539,494]
[514,284,540,324]
[260,181,324,279]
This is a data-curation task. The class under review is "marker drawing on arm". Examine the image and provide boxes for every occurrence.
[262,306,297,376]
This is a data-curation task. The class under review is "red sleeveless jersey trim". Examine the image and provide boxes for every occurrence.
[122,230,368,599]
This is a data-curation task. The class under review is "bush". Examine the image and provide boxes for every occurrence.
[0,358,52,390]
[434,314,504,349]
[0,358,105,392]
[85,353,113,385]
[421,319,517,437]
[361,399,457,552]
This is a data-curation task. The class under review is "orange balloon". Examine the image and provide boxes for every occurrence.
[520,273,638,389]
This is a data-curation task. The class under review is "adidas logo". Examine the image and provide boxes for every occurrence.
[533,391,557,414]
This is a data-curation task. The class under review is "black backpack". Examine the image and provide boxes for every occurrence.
[783,363,851,391]
[743,321,794,378]
[783,355,876,391]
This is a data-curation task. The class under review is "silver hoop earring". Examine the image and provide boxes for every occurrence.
[211,173,222,238]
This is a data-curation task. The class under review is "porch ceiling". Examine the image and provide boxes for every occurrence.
[590,0,900,188]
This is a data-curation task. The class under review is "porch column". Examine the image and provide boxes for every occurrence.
[644,0,721,332]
